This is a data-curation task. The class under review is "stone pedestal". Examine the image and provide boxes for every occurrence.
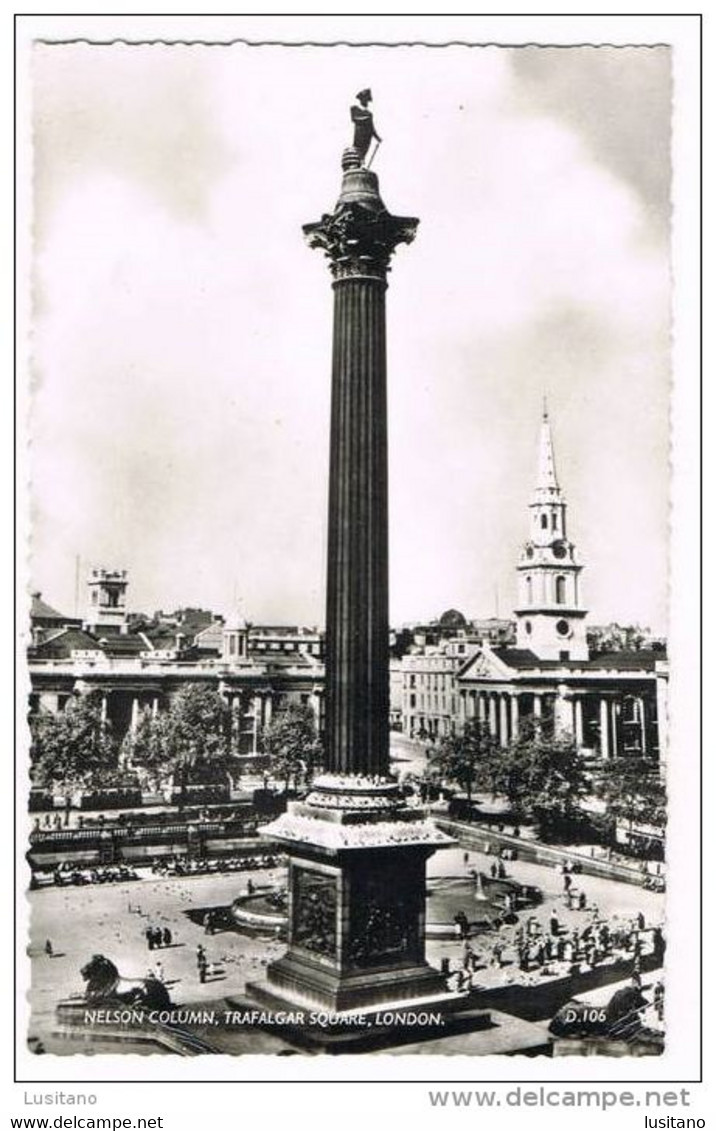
[257,777,452,1012]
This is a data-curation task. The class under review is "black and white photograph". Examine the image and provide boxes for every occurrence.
[14,13,701,1085]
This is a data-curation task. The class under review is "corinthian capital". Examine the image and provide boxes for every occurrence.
[304,204,418,281]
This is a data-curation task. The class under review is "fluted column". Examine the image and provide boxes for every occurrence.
[637,696,646,754]
[130,696,140,735]
[324,274,388,775]
[600,698,611,759]
[488,695,498,738]
[574,695,584,746]
[305,156,418,778]
[510,694,520,739]
[499,695,509,748]
[252,693,263,753]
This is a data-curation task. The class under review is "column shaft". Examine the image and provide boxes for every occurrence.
[499,696,508,748]
[510,694,520,739]
[574,696,584,746]
[488,695,498,737]
[325,276,389,776]
[600,698,610,759]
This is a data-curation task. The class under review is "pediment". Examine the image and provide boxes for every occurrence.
[458,647,513,682]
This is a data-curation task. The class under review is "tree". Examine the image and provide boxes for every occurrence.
[160,685,232,780]
[120,707,173,775]
[489,718,589,836]
[588,623,650,653]
[29,692,118,790]
[429,720,497,803]
[262,703,322,792]
[596,757,667,836]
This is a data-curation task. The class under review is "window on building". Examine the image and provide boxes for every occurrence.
[559,650,570,661]
[526,576,533,603]
[409,694,416,708]
[228,636,236,655]
[556,575,566,604]
[541,514,548,529]
[552,513,558,530]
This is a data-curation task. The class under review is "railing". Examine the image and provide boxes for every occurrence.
[29,818,262,846]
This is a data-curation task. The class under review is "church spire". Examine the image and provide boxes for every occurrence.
[535,401,560,501]
[514,409,589,662]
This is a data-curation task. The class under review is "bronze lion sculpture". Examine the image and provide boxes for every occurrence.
[80,954,172,1010]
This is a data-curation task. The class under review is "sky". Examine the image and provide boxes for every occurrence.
[29,40,672,632]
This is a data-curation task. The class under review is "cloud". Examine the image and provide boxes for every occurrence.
[510,46,672,242]
[29,43,671,632]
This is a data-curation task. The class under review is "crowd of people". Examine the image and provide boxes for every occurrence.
[444,902,664,993]
[144,925,174,949]
[49,864,141,887]
[149,853,280,878]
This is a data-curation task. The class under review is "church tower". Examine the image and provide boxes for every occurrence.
[514,409,588,661]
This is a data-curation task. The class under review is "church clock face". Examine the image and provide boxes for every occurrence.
[525,545,534,559]
[552,540,567,559]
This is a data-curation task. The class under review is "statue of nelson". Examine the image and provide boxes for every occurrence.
[351,89,382,165]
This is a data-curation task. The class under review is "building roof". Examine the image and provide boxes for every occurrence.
[28,627,100,659]
[491,646,664,673]
[100,635,147,657]
[30,592,76,624]
[29,626,147,660]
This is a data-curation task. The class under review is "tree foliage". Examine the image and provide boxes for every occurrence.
[491,718,588,833]
[262,703,322,791]
[429,720,497,802]
[129,686,232,780]
[163,685,231,771]
[440,717,591,837]
[30,692,118,789]
[595,757,667,832]
[587,623,651,653]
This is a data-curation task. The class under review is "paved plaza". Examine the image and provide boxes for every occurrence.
[27,839,664,1056]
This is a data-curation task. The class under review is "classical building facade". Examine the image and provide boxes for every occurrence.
[391,637,481,740]
[27,576,325,755]
[456,411,668,762]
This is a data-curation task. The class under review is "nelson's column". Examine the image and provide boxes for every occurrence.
[254,94,453,1017]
